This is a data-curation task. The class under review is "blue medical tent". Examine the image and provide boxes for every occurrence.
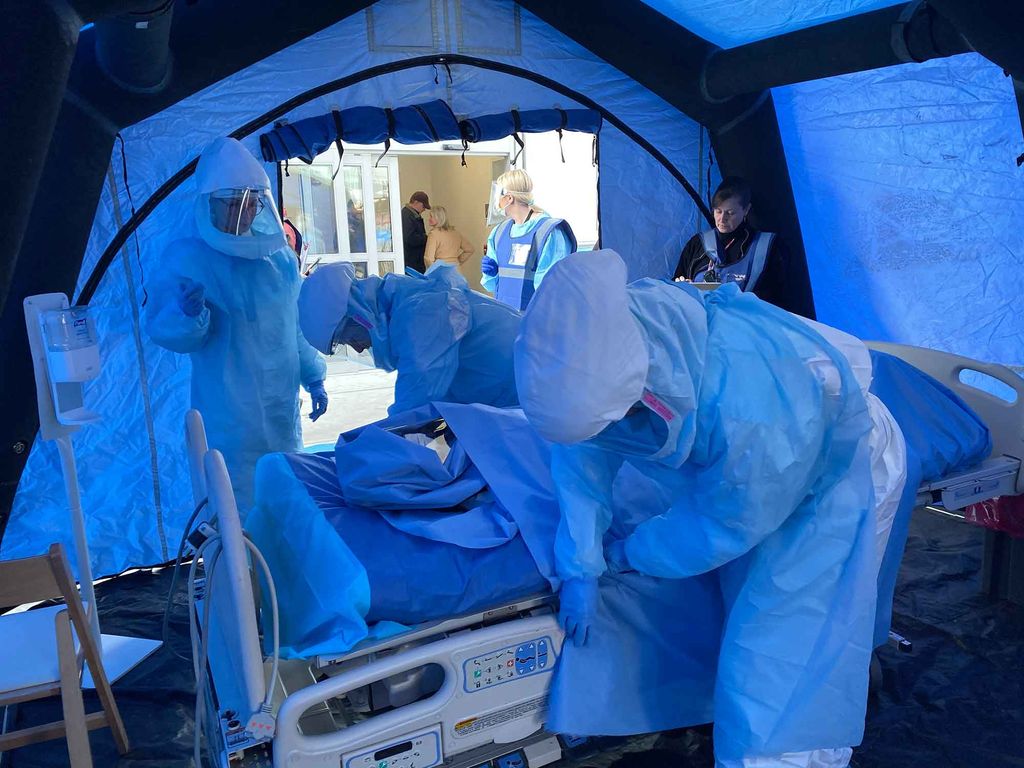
[0,0,1022,576]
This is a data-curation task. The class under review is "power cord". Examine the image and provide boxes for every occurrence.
[162,498,209,661]
[186,527,281,765]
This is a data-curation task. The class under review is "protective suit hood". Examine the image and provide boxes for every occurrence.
[514,250,649,445]
[597,279,706,467]
[193,137,287,259]
[347,274,395,370]
[298,261,356,354]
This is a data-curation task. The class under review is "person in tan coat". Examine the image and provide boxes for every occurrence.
[424,206,475,274]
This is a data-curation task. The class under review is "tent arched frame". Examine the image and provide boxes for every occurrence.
[77,53,713,304]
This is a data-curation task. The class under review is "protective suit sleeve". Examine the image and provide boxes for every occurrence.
[551,443,625,581]
[532,228,572,288]
[388,286,471,414]
[481,227,499,293]
[296,318,328,389]
[142,250,211,354]
[624,339,834,578]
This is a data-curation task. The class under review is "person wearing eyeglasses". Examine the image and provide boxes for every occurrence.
[144,137,329,511]
[674,177,813,318]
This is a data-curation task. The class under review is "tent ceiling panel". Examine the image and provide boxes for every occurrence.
[639,0,904,48]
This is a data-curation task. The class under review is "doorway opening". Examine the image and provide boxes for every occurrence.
[284,130,600,446]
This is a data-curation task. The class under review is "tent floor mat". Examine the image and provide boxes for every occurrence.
[4,512,1022,767]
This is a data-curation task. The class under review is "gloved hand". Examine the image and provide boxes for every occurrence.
[558,577,599,648]
[605,539,633,574]
[481,256,499,277]
[308,381,328,422]
[178,279,206,317]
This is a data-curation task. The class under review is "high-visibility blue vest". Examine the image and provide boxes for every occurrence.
[693,229,774,291]
[493,216,577,311]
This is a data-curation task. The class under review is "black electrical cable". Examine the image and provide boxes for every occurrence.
[115,133,148,307]
[162,497,208,662]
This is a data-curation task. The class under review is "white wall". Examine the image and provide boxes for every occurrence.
[522,131,600,249]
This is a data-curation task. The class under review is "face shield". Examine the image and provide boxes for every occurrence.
[195,186,287,259]
[330,316,377,368]
[487,181,510,225]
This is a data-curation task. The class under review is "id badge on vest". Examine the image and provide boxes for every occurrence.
[510,243,532,267]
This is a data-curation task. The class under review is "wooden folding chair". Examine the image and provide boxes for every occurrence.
[0,543,129,767]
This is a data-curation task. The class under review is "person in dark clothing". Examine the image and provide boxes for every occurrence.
[401,190,430,273]
[673,177,814,318]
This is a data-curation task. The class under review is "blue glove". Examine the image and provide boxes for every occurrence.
[308,381,328,422]
[605,539,633,574]
[558,577,599,648]
[481,256,499,277]
[178,279,206,317]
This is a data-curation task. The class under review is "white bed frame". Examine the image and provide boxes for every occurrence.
[185,411,565,768]
[867,342,1024,506]
[188,343,1024,768]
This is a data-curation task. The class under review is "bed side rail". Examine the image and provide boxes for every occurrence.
[867,341,1024,490]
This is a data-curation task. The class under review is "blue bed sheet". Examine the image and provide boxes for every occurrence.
[290,450,549,626]
[247,402,723,736]
[869,350,992,646]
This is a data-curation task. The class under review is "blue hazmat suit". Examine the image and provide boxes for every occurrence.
[144,137,326,511]
[514,251,877,767]
[298,262,521,415]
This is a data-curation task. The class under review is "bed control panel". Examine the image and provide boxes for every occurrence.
[462,635,554,693]
[342,725,442,768]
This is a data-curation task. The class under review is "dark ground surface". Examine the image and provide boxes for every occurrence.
[4,511,1023,767]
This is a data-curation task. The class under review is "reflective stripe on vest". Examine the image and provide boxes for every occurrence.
[494,217,576,311]
[694,229,774,292]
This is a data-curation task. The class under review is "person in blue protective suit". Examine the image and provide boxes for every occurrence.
[514,250,878,768]
[144,137,328,511]
[481,168,576,311]
[297,260,521,415]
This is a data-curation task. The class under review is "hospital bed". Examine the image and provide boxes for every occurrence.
[866,342,1023,509]
[186,411,567,768]
[187,342,1024,768]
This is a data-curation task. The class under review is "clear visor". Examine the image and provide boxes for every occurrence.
[330,316,376,368]
[207,188,280,237]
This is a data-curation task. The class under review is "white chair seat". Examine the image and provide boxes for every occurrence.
[0,604,82,692]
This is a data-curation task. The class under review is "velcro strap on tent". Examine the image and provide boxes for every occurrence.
[511,110,525,165]
[330,109,345,179]
[556,109,568,163]
[376,108,396,167]
[259,100,461,164]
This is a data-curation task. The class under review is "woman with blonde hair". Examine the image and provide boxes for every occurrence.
[424,206,475,273]
[481,168,576,311]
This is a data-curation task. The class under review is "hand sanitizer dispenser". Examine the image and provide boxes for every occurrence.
[27,298,101,426]
[40,306,101,382]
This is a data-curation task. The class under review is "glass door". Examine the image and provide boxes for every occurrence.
[282,154,403,278]
[340,155,403,277]
[280,163,340,273]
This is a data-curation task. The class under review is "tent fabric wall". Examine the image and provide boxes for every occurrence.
[642,0,903,46]
[774,53,1024,366]
[2,0,705,574]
